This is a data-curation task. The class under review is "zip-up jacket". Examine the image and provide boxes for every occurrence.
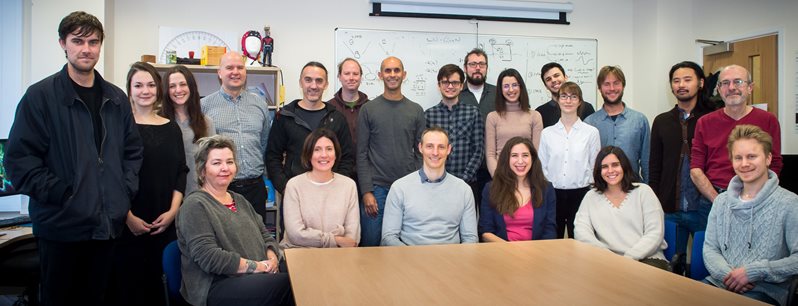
[266,99,355,194]
[6,65,143,241]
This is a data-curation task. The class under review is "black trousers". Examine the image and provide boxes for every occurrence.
[229,176,269,225]
[37,238,115,306]
[207,271,294,306]
[555,187,590,239]
[470,167,492,216]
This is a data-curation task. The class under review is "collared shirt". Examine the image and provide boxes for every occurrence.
[202,87,271,179]
[424,101,484,183]
[418,168,447,184]
[584,103,650,183]
[538,119,601,189]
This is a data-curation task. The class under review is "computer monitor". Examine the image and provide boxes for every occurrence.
[0,139,19,197]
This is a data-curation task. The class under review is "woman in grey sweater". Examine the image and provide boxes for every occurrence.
[177,135,292,306]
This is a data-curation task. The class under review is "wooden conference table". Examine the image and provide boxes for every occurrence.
[285,239,764,305]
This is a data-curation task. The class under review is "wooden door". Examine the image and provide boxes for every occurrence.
[703,34,778,118]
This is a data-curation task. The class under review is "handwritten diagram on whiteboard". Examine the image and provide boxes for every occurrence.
[334,28,597,111]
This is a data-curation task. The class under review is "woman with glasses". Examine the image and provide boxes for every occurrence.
[538,82,600,239]
[485,68,543,177]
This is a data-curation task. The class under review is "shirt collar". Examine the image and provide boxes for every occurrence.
[219,87,242,103]
[418,168,446,184]
[599,102,628,120]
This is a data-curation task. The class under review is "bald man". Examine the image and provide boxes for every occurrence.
[356,56,426,246]
[202,51,272,222]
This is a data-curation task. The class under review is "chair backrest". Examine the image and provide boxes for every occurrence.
[162,240,182,298]
[663,220,677,261]
[690,231,709,280]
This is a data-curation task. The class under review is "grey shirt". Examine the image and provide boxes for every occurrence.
[356,95,425,194]
[176,115,215,194]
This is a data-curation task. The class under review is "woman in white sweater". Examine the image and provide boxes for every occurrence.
[574,146,668,270]
[280,128,360,248]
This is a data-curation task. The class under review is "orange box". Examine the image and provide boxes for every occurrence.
[201,45,226,66]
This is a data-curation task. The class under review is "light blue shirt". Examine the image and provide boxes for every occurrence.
[584,103,650,183]
[201,88,271,180]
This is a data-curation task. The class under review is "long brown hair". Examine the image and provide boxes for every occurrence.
[489,137,548,216]
[159,65,211,142]
[494,68,530,117]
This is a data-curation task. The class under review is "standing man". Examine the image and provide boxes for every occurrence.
[585,65,650,183]
[424,64,483,185]
[381,127,478,246]
[327,58,369,148]
[202,51,272,222]
[690,64,782,204]
[536,62,595,128]
[267,61,355,195]
[458,48,496,212]
[6,11,143,305]
[357,56,426,246]
[650,61,714,255]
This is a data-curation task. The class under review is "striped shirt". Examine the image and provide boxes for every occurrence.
[425,101,484,183]
[201,88,271,179]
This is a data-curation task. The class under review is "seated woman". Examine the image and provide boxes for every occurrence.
[478,136,556,242]
[280,128,360,248]
[574,146,668,270]
[176,135,292,306]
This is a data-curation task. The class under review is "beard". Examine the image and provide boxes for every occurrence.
[602,92,624,105]
[466,73,485,86]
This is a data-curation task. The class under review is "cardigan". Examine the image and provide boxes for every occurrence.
[477,182,557,241]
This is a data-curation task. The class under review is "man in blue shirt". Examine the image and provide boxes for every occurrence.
[585,66,650,183]
[202,51,272,222]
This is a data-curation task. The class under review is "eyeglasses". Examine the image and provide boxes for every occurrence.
[502,83,520,90]
[718,79,749,89]
[466,62,487,68]
[559,94,580,101]
[439,80,462,87]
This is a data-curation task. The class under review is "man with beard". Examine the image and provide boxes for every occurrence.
[357,56,426,246]
[690,64,782,204]
[327,58,369,149]
[650,61,714,255]
[536,62,595,128]
[585,66,650,183]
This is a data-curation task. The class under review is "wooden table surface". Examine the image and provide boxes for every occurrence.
[0,226,33,248]
[285,239,764,306]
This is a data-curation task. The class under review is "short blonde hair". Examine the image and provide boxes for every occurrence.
[726,124,773,160]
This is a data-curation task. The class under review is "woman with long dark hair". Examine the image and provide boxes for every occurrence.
[478,137,556,241]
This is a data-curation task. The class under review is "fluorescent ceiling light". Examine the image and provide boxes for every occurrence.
[370,0,573,24]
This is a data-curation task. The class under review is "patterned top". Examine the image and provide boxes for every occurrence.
[201,88,271,180]
[425,101,484,183]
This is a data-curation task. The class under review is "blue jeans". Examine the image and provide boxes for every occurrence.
[665,196,712,255]
[359,185,389,247]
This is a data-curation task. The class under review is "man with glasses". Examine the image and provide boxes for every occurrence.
[424,64,483,186]
[690,64,782,204]
[585,65,651,183]
[357,56,426,246]
[536,62,595,128]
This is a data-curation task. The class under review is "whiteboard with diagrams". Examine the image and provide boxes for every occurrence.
[334,28,598,111]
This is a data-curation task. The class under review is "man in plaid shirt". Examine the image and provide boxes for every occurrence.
[424,64,484,185]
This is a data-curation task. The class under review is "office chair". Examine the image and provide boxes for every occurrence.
[162,240,188,306]
[663,220,686,275]
[689,231,709,281]
[0,236,39,305]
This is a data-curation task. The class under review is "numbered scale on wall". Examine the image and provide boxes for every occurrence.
[158,27,236,64]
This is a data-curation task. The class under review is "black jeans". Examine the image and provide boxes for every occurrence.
[555,187,590,239]
[37,238,115,306]
[229,176,269,225]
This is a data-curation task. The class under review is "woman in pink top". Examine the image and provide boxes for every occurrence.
[478,137,556,241]
[485,69,543,177]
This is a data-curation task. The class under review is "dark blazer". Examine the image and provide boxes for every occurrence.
[478,182,557,240]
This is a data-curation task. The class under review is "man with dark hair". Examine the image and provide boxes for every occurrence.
[649,61,713,255]
[357,56,426,246]
[266,61,354,196]
[536,62,595,128]
[424,64,483,185]
[585,65,650,183]
[326,58,369,148]
[6,11,143,305]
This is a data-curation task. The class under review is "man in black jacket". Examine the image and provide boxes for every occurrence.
[6,11,142,306]
[266,61,355,195]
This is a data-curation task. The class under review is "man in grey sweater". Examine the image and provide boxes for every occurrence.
[381,127,478,246]
[703,125,798,306]
[357,56,426,246]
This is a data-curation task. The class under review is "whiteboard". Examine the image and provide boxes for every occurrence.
[334,28,598,111]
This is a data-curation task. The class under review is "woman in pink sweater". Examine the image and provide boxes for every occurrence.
[280,128,361,248]
[485,68,543,177]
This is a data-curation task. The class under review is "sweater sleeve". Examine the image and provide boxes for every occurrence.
[648,117,664,194]
[356,106,374,194]
[282,178,338,248]
[690,117,709,171]
[573,191,611,250]
[623,185,665,260]
[381,184,407,246]
[485,112,498,177]
[744,198,798,283]
[344,179,362,244]
[459,187,478,244]
[703,195,734,281]
[265,115,289,194]
[530,110,543,151]
[178,200,241,276]
[765,116,783,175]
